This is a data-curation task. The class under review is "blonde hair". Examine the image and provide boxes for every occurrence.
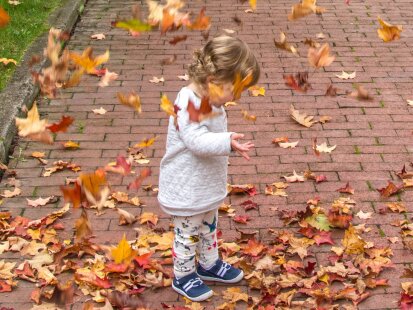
[188,35,260,88]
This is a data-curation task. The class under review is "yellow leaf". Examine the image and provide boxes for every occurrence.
[342,225,366,255]
[160,93,175,116]
[222,287,248,303]
[248,85,265,97]
[63,141,80,149]
[134,136,156,148]
[117,91,141,113]
[111,233,136,264]
[140,212,159,226]
[249,0,257,11]
[0,58,16,65]
[69,48,109,75]
[377,16,402,42]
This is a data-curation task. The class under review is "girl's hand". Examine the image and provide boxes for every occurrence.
[230,133,255,160]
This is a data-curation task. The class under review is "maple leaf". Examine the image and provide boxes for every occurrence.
[92,107,107,115]
[283,170,305,183]
[222,287,248,303]
[242,238,266,256]
[342,225,366,255]
[290,104,316,128]
[315,141,337,154]
[127,167,151,190]
[187,97,218,123]
[274,32,298,55]
[0,6,10,28]
[0,260,15,279]
[117,208,137,225]
[0,58,16,65]
[233,72,253,101]
[336,182,355,194]
[62,140,80,149]
[227,183,257,196]
[112,18,152,36]
[15,102,53,144]
[336,71,356,80]
[75,268,112,289]
[376,181,403,197]
[160,93,176,117]
[90,33,105,40]
[98,70,118,87]
[47,115,74,133]
[248,85,265,97]
[356,210,372,220]
[134,136,157,148]
[74,208,92,242]
[187,7,211,31]
[240,199,258,211]
[140,212,159,226]
[1,187,21,198]
[308,43,335,68]
[117,91,142,113]
[288,0,326,20]
[233,215,251,224]
[386,202,406,213]
[305,213,331,231]
[169,35,187,45]
[313,231,334,245]
[284,72,311,92]
[241,110,256,122]
[150,76,165,83]
[111,233,137,264]
[26,196,55,207]
[348,85,374,101]
[104,156,132,176]
[69,47,109,75]
[278,140,299,149]
[377,16,402,42]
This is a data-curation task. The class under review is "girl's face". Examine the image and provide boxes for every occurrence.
[208,81,235,107]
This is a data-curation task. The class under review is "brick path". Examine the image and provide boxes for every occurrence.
[1,0,413,309]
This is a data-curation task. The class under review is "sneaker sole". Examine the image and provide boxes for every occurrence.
[172,282,213,302]
[198,270,244,284]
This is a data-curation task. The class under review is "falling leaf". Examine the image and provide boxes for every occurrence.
[104,156,131,176]
[325,83,338,96]
[283,170,305,183]
[91,33,106,40]
[290,104,316,128]
[160,54,177,65]
[1,187,21,198]
[26,196,55,208]
[47,115,74,133]
[169,35,187,45]
[278,141,299,148]
[0,6,10,27]
[177,74,189,81]
[187,7,211,31]
[74,209,93,242]
[377,181,403,198]
[117,208,137,225]
[284,72,311,92]
[69,47,109,75]
[15,102,53,144]
[308,43,335,68]
[127,167,151,190]
[160,93,176,118]
[140,212,159,226]
[407,100,413,106]
[223,28,236,34]
[356,210,372,220]
[386,202,406,213]
[233,72,253,100]
[187,97,219,123]
[241,110,256,122]
[288,0,326,21]
[0,58,16,65]
[303,38,320,48]
[224,101,237,107]
[377,16,402,42]
[111,234,137,264]
[318,115,332,124]
[348,85,374,101]
[336,182,355,194]
[336,71,356,80]
[98,70,119,87]
[248,85,265,96]
[8,0,21,5]
[149,76,165,83]
[117,91,141,113]
[134,136,156,148]
[63,141,80,149]
[316,32,325,39]
[112,18,152,36]
[92,107,107,115]
[274,32,298,55]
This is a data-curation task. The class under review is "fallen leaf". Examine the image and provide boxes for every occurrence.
[272,136,289,144]
[98,70,118,87]
[111,233,137,264]
[117,208,137,225]
[283,170,305,183]
[1,187,21,198]
[150,76,165,83]
[240,200,258,211]
[377,181,403,198]
[387,237,399,244]
[140,212,159,226]
[386,202,406,213]
[315,141,337,154]
[26,196,55,207]
[0,6,10,28]
[63,141,80,149]
[222,287,248,303]
[47,115,74,133]
[74,208,92,242]
[308,43,335,68]
[92,107,107,115]
[356,210,372,220]
[336,182,355,194]
[0,58,16,65]
[104,155,131,176]
[407,100,413,106]
[233,215,251,224]
[241,110,256,122]
[134,136,156,149]
[274,32,298,55]
[117,91,141,113]
[290,104,316,127]
[0,260,15,279]
[288,0,326,21]
[91,33,106,40]
[377,16,402,42]
[325,84,338,96]
[278,141,299,149]
[336,71,356,80]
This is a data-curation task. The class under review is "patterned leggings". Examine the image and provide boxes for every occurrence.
[172,209,219,278]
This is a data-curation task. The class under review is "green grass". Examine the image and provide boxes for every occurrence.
[0,0,63,90]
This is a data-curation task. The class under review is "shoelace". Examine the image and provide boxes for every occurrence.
[217,261,231,277]
[182,277,203,292]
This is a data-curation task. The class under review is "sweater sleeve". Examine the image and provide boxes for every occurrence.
[175,89,233,157]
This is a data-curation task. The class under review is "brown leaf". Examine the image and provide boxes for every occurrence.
[336,182,355,195]
[74,208,92,242]
[376,181,403,197]
[169,35,187,45]
[308,43,335,68]
[348,85,374,101]
[274,32,298,55]
[290,105,316,128]
[117,208,137,225]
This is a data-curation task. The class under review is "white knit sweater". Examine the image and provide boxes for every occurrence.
[158,87,233,216]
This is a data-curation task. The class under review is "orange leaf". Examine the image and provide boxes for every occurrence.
[117,91,141,113]
[308,43,335,68]
[79,169,107,198]
[169,35,187,45]
[242,238,266,256]
[161,8,175,34]
[187,7,211,31]
[376,181,403,198]
[140,212,159,226]
[187,97,216,123]
[0,6,10,28]
[233,215,251,224]
[47,115,74,133]
[104,155,131,176]
[233,72,253,101]
[134,136,156,148]
[60,182,82,208]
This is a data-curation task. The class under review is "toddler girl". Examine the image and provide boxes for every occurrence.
[158,35,260,302]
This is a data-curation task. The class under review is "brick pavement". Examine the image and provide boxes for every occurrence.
[1,0,413,309]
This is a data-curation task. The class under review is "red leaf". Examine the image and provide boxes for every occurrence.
[328,212,352,229]
[400,292,413,310]
[127,167,151,191]
[283,72,311,92]
[233,215,251,224]
[105,155,131,176]
[315,175,327,183]
[169,35,187,45]
[377,181,403,198]
[134,252,153,268]
[47,115,74,133]
[336,182,355,195]
[240,199,258,211]
[242,238,266,257]
[60,182,82,208]
[104,262,129,273]
[313,231,334,245]
[304,261,316,276]
[187,97,213,123]
[0,280,12,292]
[298,227,316,238]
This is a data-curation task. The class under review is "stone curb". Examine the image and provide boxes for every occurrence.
[0,0,85,164]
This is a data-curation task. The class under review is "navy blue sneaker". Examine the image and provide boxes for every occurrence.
[172,272,213,302]
[197,260,244,283]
